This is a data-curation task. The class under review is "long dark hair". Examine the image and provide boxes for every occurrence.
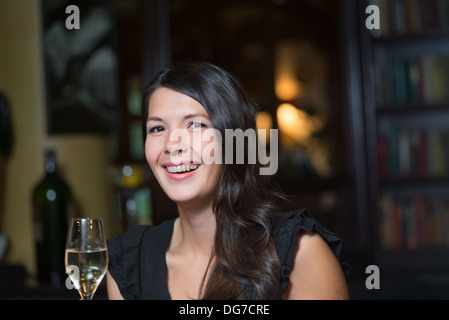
[142,62,287,299]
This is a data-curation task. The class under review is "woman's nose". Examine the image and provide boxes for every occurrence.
[164,128,190,156]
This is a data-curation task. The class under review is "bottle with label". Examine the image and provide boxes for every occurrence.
[32,149,74,287]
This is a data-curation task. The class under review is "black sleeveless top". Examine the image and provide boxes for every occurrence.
[107,209,350,299]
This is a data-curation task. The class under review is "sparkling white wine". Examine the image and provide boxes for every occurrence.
[65,248,108,299]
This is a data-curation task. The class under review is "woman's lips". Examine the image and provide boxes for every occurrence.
[162,163,201,181]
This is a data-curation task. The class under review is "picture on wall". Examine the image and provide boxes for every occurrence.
[41,0,118,134]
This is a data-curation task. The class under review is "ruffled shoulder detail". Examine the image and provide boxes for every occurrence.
[107,225,152,300]
[272,209,350,295]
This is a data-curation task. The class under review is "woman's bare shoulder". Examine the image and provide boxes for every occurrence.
[282,231,349,300]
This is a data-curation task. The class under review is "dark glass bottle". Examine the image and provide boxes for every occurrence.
[32,149,73,287]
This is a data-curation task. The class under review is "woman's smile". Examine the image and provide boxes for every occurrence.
[162,162,202,181]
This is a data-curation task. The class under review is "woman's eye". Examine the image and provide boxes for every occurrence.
[189,121,206,130]
[148,126,165,134]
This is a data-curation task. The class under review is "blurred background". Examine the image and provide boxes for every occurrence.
[1,0,449,299]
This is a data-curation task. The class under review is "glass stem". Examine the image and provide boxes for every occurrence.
[81,293,93,300]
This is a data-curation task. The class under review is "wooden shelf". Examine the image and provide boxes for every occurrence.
[380,176,449,186]
[372,28,449,44]
[376,104,449,115]
[378,247,449,271]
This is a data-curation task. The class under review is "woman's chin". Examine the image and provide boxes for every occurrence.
[166,192,213,210]
[166,190,198,205]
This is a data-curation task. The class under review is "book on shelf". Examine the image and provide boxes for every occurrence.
[379,194,449,249]
[374,54,449,109]
[371,0,449,37]
[377,128,449,179]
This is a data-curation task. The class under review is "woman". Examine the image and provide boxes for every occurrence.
[106,62,350,300]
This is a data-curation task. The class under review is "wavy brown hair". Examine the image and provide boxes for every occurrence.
[142,62,287,299]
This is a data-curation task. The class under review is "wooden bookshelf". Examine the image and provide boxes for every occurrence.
[360,0,449,271]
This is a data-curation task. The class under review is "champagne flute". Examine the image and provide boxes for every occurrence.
[65,218,108,300]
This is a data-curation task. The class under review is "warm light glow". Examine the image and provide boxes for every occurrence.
[256,111,273,145]
[256,111,272,131]
[276,103,314,147]
[275,42,303,101]
[275,75,302,101]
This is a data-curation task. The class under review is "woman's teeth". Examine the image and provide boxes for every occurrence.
[166,164,199,173]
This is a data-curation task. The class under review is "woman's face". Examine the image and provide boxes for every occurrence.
[145,87,223,208]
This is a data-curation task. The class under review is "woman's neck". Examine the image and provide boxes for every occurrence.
[171,203,216,256]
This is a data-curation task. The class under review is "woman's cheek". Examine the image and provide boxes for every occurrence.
[200,129,222,165]
[145,138,159,168]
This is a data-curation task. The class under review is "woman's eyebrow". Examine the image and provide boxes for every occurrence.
[146,116,163,123]
[147,113,209,123]
[183,113,210,120]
